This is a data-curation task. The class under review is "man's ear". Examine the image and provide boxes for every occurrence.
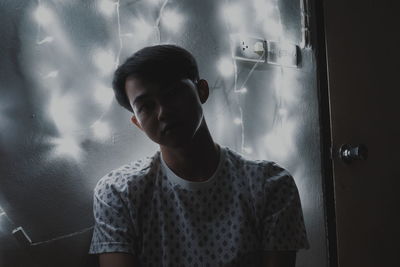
[196,79,209,104]
[130,115,143,131]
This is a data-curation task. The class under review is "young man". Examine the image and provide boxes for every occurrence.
[89,45,309,266]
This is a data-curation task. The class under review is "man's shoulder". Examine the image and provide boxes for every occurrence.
[223,146,274,169]
[94,150,161,193]
[223,146,292,181]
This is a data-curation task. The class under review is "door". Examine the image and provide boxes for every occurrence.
[323,0,400,266]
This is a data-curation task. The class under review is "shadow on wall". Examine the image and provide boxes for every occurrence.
[0,222,98,267]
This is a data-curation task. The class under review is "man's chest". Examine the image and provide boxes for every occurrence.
[135,187,262,266]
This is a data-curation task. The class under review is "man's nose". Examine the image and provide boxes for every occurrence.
[156,100,174,121]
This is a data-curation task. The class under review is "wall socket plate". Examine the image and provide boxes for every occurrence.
[230,34,300,67]
[230,34,267,63]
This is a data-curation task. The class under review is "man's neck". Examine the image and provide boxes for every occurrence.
[160,123,220,182]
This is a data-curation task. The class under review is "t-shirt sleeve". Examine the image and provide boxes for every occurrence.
[261,162,310,251]
[88,174,138,255]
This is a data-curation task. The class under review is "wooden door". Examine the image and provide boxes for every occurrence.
[323,0,400,266]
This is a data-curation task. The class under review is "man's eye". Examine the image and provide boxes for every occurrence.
[138,102,153,113]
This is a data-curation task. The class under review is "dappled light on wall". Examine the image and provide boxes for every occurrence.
[0,0,317,258]
[19,0,305,165]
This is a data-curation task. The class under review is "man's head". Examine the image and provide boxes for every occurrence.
[112,44,200,113]
[112,45,210,147]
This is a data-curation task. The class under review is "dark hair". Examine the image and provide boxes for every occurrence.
[112,45,200,113]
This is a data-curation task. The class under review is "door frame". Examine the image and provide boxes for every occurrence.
[312,0,338,266]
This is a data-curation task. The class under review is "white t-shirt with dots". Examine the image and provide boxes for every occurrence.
[89,145,310,266]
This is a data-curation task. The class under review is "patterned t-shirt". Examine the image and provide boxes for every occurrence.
[89,144,310,266]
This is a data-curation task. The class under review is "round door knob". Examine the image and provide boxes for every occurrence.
[339,144,368,163]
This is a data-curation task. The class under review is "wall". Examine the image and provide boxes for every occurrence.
[0,0,327,266]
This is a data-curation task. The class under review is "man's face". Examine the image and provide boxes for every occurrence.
[125,76,208,148]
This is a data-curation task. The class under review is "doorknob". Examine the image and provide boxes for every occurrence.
[339,144,368,163]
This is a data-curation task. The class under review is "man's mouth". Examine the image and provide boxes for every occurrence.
[162,123,180,134]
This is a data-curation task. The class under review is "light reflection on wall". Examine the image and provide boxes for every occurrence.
[217,57,235,77]
[263,17,283,39]
[221,2,246,32]
[37,36,54,45]
[220,0,289,159]
[49,136,83,161]
[0,205,16,236]
[264,118,297,162]
[98,0,117,17]
[26,0,301,165]
[92,49,116,76]
[29,0,120,163]
[161,9,184,32]
[253,0,274,22]
[48,92,79,134]
[0,211,5,232]
[94,83,114,107]
[29,0,187,164]
[129,18,156,41]
[33,3,75,58]
[147,0,163,5]
[33,4,55,26]
[91,121,111,141]
[0,0,316,249]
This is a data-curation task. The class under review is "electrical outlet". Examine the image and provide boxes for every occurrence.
[230,34,266,63]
